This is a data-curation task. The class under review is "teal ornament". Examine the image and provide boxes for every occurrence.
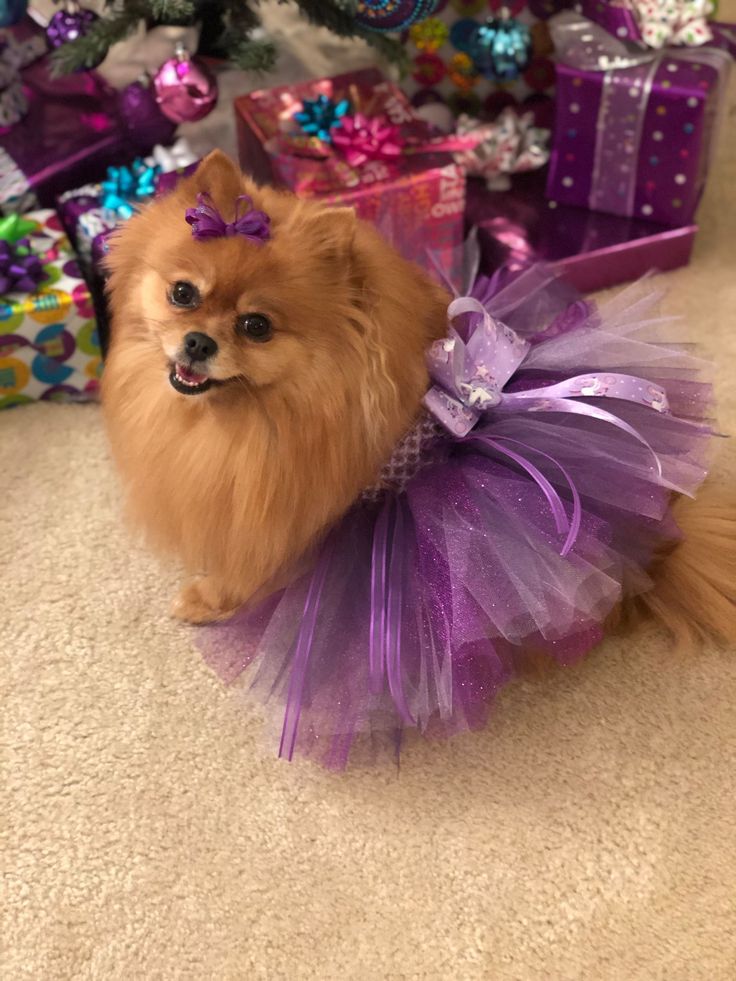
[294,95,350,143]
[0,0,27,27]
[101,159,160,219]
[467,16,532,82]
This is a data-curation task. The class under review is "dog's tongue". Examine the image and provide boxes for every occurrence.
[177,363,209,384]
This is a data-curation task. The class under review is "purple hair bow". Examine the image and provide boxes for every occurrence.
[185,192,271,243]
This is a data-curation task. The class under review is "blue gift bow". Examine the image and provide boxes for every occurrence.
[101,159,161,219]
[293,95,350,143]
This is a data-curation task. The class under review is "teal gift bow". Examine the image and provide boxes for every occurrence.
[101,159,161,219]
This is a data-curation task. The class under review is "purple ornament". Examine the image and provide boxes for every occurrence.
[152,51,218,124]
[117,80,177,152]
[46,6,100,60]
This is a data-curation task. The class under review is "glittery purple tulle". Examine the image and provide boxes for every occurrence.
[198,268,714,768]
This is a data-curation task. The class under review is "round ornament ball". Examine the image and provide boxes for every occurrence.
[0,0,28,28]
[354,0,441,33]
[118,80,177,151]
[46,5,100,51]
[467,16,532,81]
[152,50,218,124]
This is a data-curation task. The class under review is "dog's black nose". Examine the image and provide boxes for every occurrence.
[183,331,217,361]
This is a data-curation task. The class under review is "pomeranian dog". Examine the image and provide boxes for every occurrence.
[103,150,735,649]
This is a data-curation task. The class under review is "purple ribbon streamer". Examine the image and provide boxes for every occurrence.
[278,538,335,761]
[423,294,670,553]
[368,497,415,724]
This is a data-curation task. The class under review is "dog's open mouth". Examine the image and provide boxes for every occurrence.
[169,362,218,396]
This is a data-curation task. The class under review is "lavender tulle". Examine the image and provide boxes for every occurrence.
[199,267,714,768]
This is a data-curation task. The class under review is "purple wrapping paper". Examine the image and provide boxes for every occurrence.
[467,170,697,293]
[547,45,729,225]
[580,0,642,43]
[0,56,174,213]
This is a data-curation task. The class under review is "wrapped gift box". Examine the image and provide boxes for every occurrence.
[0,48,176,215]
[0,210,101,408]
[546,12,731,225]
[467,169,697,294]
[234,68,466,281]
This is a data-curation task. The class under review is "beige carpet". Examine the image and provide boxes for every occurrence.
[3,25,736,981]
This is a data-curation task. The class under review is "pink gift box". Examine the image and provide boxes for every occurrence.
[234,68,466,282]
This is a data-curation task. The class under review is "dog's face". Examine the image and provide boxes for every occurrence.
[107,151,379,407]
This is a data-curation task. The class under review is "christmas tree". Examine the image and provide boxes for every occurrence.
[50,0,407,76]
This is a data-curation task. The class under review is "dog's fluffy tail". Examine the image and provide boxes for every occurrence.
[635,484,736,651]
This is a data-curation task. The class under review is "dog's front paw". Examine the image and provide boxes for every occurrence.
[171,578,238,624]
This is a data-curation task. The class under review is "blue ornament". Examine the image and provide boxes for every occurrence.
[467,16,532,82]
[294,95,350,143]
[0,0,27,28]
[354,0,440,33]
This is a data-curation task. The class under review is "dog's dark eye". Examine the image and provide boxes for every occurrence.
[169,281,200,308]
[236,313,273,343]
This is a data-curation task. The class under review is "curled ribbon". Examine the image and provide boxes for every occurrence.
[423,296,670,554]
[101,159,161,219]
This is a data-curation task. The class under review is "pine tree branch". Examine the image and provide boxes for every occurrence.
[228,36,279,73]
[50,6,147,75]
[149,0,197,20]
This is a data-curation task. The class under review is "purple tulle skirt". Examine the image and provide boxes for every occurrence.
[199,267,714,768]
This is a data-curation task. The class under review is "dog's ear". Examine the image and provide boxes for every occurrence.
[293,205,357,264]
[179,150,245,209]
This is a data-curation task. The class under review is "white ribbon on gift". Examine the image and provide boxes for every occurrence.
[151,138,197,173]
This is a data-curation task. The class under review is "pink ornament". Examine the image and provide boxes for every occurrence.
[152,49,218,124]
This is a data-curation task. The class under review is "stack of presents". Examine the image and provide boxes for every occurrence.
[1,2,732,409]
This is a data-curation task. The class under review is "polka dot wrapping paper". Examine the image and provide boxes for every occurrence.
[0,210,101,410]
[546,46,731,225]
[399,0,569,121]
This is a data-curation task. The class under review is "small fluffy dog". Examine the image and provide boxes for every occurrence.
[103,151,735,649]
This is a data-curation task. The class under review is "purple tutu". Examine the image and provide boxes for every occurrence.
[199,266,714,768]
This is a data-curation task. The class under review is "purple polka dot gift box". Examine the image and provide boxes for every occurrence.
[0,210,101,410]
[546,10,731,226]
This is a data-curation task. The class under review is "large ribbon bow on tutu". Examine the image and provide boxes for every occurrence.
[424,296,670,556]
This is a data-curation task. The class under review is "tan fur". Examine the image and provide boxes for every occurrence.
[102,151,449,621]
[103,151,736,646]
[629,484,736,651]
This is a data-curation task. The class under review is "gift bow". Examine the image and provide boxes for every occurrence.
[331,113,403,167]
[424,296,670,555]
[101,159,161,219]
[453,109,550,190]
[632,0,714,48]
[0,238,48,294]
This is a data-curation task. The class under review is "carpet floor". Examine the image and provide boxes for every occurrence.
[2,13,736,980]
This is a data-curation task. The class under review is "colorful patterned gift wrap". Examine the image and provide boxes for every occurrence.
[398,0,569,121]
[546,11,731,225]
[234,68,467,280]
[467,169,698,293]
[0,210,101,409]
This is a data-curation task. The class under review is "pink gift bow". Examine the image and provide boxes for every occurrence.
[423,296,671,556]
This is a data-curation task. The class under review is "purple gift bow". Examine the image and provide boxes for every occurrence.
[185,192,271,243]
[548,11,732,217]
[423,295,671,555]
